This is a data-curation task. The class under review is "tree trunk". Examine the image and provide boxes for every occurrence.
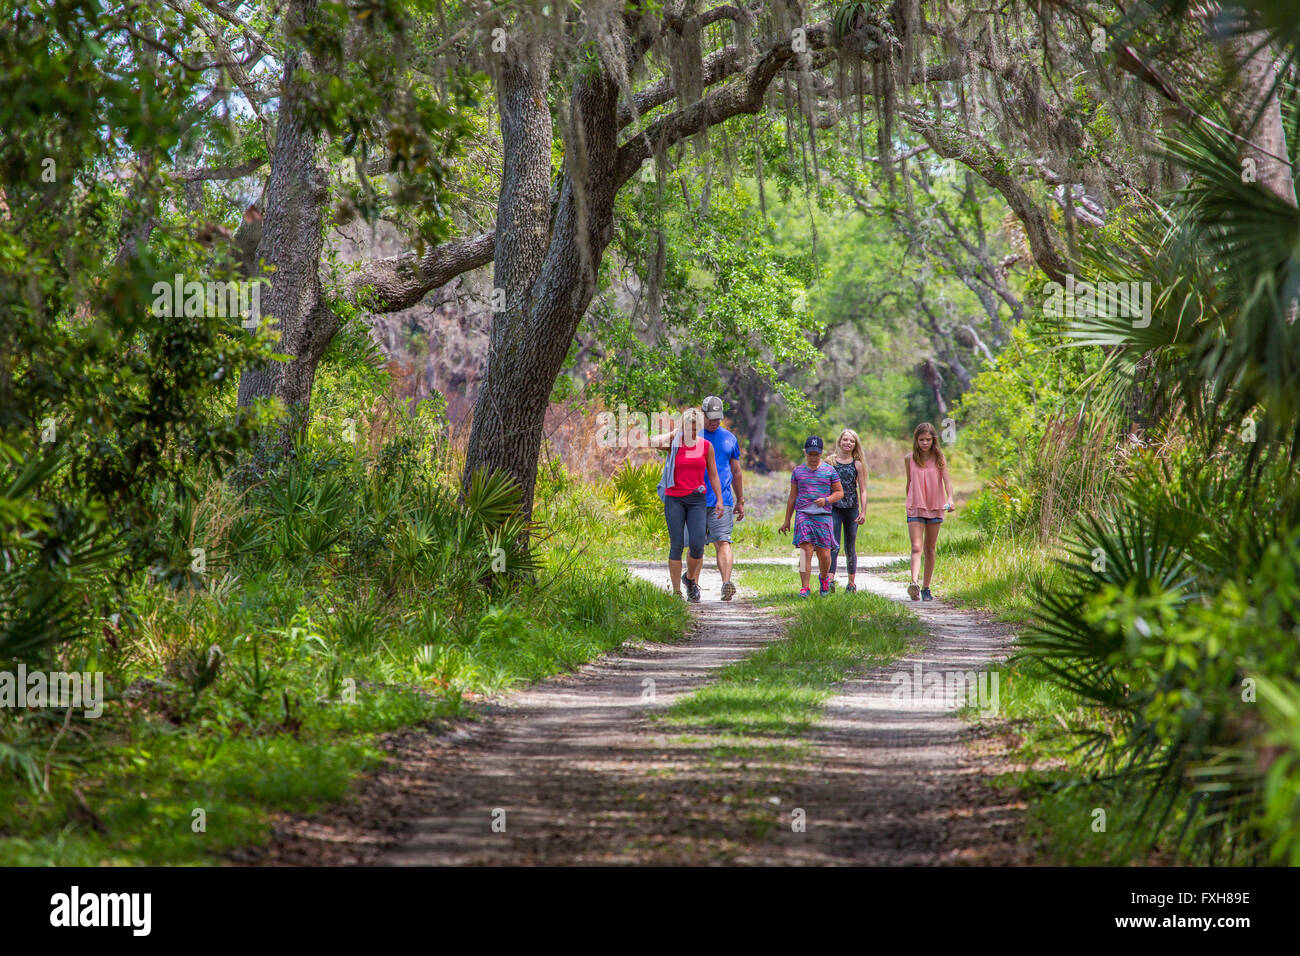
[918,299,973,392]
[723,369,771,470]
[1227,32,1297,209]
[234,0,335,449]
[462,53,621,519]
[921,358,948,416]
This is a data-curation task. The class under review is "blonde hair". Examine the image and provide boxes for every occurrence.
[680,406,706,438]
[911,422,948,470]
[836,429,866,468]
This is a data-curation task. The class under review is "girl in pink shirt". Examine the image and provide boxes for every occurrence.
[903,422,954,601]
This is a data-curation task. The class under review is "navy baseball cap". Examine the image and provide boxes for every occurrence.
[803,436,823,452]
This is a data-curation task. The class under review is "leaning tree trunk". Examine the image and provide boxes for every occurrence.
[462,50,621,520]
[234,0,335,449]
[1227,31,1297,209]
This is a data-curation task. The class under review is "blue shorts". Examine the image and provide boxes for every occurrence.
[906,516,944,524]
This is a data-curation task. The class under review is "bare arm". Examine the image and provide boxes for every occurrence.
[903,455,911,498]
[856,459,868,523]
[779,478,797,531]
[825,479,844,506]
[731,453,744,518]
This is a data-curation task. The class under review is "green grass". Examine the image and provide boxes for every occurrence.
[882,532,1062,624]
[639,568,926,852]
[0,551,690,865]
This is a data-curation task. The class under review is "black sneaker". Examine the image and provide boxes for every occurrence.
[921,588,933,601]
[685,576,701,602]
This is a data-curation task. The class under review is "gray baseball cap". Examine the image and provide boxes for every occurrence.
[702,395,724,420]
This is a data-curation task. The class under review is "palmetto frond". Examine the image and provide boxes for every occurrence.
[463,468,524,529]
[1059,109,1300,468]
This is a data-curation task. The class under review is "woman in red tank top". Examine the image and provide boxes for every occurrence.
[668,433,709,496]
[652,407,723,601]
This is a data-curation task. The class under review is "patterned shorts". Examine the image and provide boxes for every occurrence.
[793,512,833,549]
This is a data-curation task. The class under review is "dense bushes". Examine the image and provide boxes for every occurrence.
[988,113,1300,863]
[1018,448,1300,862]
[952,323,1115,538]
[0,338,691,861]
[0,3,287,662]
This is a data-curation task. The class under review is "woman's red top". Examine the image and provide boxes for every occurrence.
[668,438,708,496]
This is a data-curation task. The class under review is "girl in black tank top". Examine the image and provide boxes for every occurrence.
[832,460,857,510]
[829,430,866,592]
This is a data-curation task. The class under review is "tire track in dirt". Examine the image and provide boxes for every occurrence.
[379,563,791,864]
[737,570,1029,865]
[246,559,1029,865]
[373,561,1025,865]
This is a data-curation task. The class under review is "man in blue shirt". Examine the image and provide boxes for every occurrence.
[693,394,744,601]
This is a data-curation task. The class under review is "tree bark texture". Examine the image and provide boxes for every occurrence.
[462,42,622,517]
[235,0,336,448]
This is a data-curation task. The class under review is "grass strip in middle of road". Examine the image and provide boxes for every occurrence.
[658,565,924,742]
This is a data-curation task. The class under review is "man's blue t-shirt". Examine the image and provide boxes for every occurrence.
[702,426,739,507]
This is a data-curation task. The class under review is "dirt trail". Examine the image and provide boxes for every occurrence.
[741,570,1026,864]
[380,565,790,864]
[249,560,1028,865]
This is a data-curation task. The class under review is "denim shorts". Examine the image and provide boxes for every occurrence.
[906,516,944,524]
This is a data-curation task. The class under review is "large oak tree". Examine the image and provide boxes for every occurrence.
[94,0,1296,518]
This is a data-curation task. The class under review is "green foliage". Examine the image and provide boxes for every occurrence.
[1,427,690,862]
[1060,112,1300,469]
[0,3,281,660]
[952,323,1111,536]
[297,0,481,249]
[828,368,922,439]
[1016,407,1300,862]
[948,39,1300,862]
[831,1,876,42]
[960,484,1031,536]
[596,178,820,416]
[608,460,662,524]
[1252,677,1300,865]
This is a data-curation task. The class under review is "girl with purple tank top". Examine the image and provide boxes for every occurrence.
[779,436,843,597]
